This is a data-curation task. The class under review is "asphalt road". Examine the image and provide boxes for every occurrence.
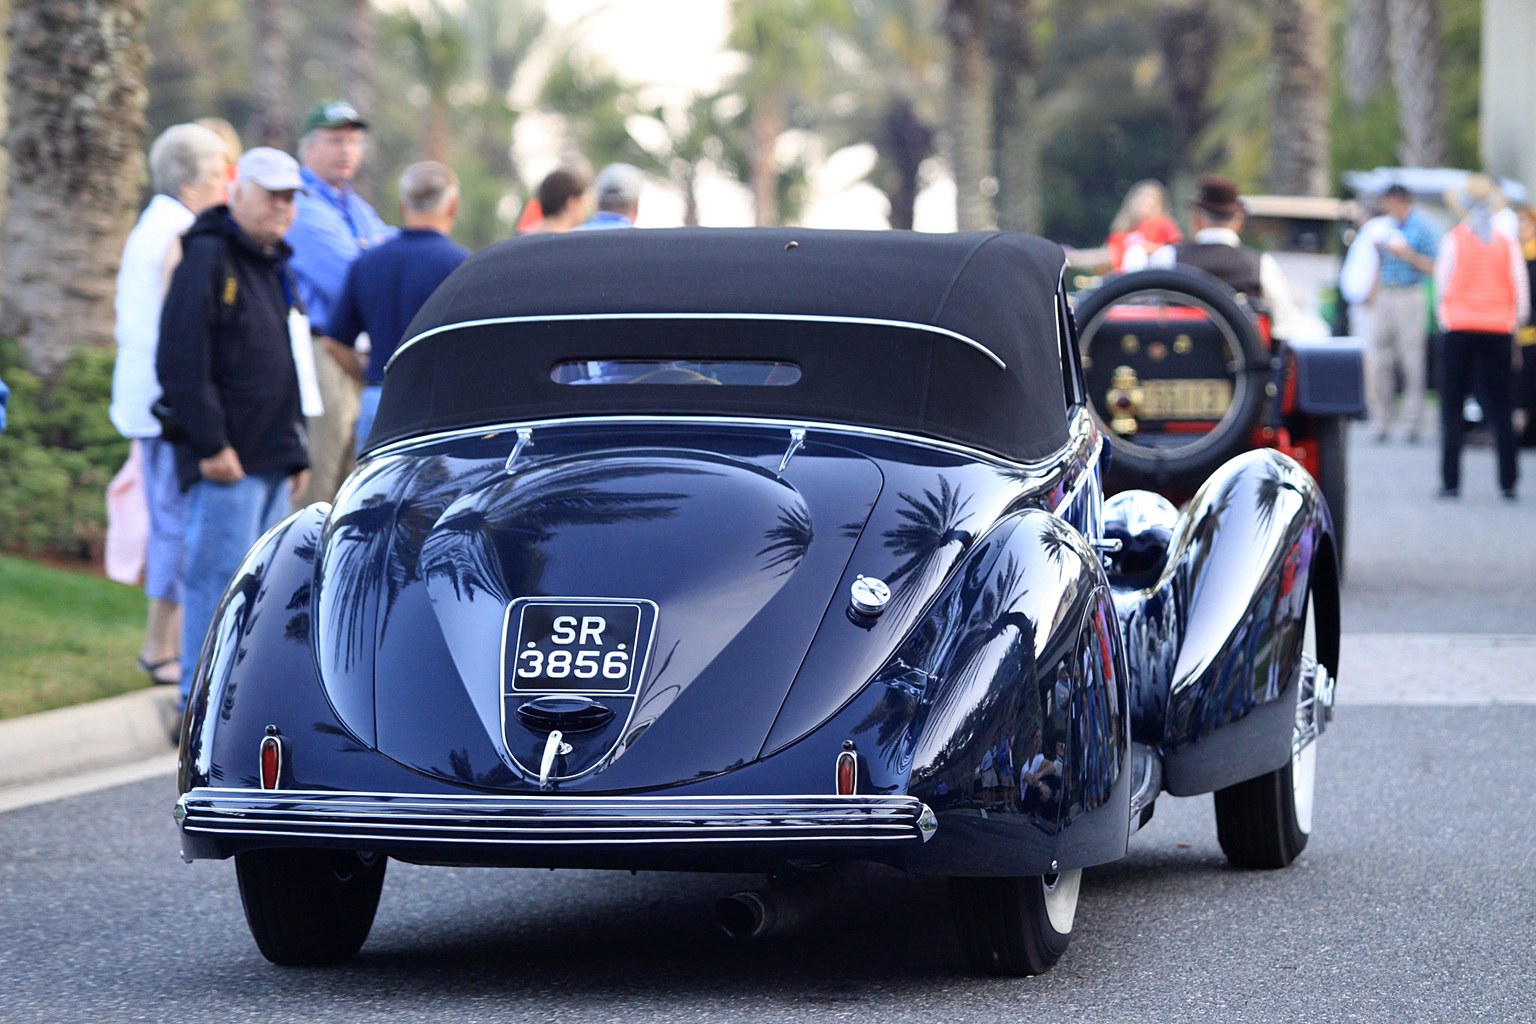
[3,430,1534,1024]
[1341,426,1536,633]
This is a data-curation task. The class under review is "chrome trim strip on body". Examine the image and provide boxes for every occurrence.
[176,788,930,847]
[385,312,1007,372]
[1050,410,1103,519]
[365,413,1063,477]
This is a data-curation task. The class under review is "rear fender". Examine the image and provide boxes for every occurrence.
[178,503,426,809]
[1153,449,1334,795]
[879,510,1131,876]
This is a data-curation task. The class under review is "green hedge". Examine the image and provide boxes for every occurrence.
[0,338,130,560]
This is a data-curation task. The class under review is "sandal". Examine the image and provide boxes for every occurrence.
[137,654,181,686]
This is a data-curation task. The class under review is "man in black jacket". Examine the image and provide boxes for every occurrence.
[156,147,312,703]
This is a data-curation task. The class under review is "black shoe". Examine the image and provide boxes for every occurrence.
[137,654,180,686]
[1502,487,1518,501]
[1436,487,1460,499]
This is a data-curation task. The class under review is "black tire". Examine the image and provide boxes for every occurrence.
[949,871,1079,976]
[236,849,387,965]
[1213,586,1319,871]
[1313,417,1347,570]
[1213,760,1309,869]
[1075,269,1270,494]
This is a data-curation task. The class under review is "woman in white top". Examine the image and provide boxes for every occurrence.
[109,123,232,686]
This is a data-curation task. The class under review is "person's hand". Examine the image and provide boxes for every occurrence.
[1386,240,1414,260]
[199,446,244,483]
[289,469,311,501]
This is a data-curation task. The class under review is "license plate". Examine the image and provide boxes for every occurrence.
[507,601,644,693]
[1139,379,1232,419]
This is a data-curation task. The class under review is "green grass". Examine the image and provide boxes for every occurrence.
[0,554,151,720]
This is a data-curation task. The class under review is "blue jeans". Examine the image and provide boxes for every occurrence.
[179,472,290,699]
[139,438,186,604]
[355,383,383,456]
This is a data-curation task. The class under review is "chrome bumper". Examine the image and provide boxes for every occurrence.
[176,787,937,853]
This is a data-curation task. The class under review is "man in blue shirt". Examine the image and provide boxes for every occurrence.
[326,162,469,453]
[1369,183,1440,443]
[575,163,643,230]
[286,99,394,503]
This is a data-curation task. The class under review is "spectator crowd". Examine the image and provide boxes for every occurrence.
[88,103,1536,712]
[103,100,642,708]
[1104,171,1534,502]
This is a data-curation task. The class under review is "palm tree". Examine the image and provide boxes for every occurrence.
[1266,0,1330,196]
[944,0,993,230]
[841,0,944,230]
[1343,0,1390,108]
[1387,0,1447,166]
[1154,0,1224,200]
[989,0,1041,233]
[728,0,849,226]
[248,0,289,149]
[388,0,466,164]
[0,0,148,377]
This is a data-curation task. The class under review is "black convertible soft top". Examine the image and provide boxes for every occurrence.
[367,228,1071,462]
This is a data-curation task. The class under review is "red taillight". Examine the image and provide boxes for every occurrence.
[259,735,282,790]
[836,750,857,796]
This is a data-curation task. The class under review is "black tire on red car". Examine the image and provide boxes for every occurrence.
[236,849,387,965]
[1075,268,1270,495]
[949,870,1081,975]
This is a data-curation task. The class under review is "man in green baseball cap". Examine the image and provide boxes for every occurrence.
[287,99,392,507]
[302,99,369,135]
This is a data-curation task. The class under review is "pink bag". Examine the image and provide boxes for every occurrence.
[105,440,148,585]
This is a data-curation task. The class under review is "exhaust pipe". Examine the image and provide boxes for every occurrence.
[716,872,834,939]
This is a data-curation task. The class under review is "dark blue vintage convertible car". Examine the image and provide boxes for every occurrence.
[175,229,1339,975]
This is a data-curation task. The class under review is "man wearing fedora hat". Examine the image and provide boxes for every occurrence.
[1151,175,1300,342]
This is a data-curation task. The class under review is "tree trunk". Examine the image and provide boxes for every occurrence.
[1387,0,1447,167]
[747,93,784,227]
[343,0,375,120]
[343,0,377,202]
[249,0,289,150]
[1,0,147,378]
[945,0,993,231]
[1343,0,1390,108]
[882,99,932,231]
[989,0,1039,233]
[1156,0,1224,175]
[682,163,700,227]
[1267,0,1330,197]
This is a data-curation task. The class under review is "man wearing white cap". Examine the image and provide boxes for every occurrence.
[155,146,315,708]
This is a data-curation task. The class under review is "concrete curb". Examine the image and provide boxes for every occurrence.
[0,687,179,790]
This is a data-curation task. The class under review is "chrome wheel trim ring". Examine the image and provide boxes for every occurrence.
[1042,868,1083,934]
[1292,593,1319,835]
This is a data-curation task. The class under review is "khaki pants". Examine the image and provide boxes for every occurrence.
[294,336,359,508]
[1369,285,1429,439]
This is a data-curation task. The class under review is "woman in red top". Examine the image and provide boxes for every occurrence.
[1105,180,1183,271]
[1434,175,1530,499]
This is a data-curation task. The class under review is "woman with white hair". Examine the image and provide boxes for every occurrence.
[1434,173,1530,500]
[108,122,235,686]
